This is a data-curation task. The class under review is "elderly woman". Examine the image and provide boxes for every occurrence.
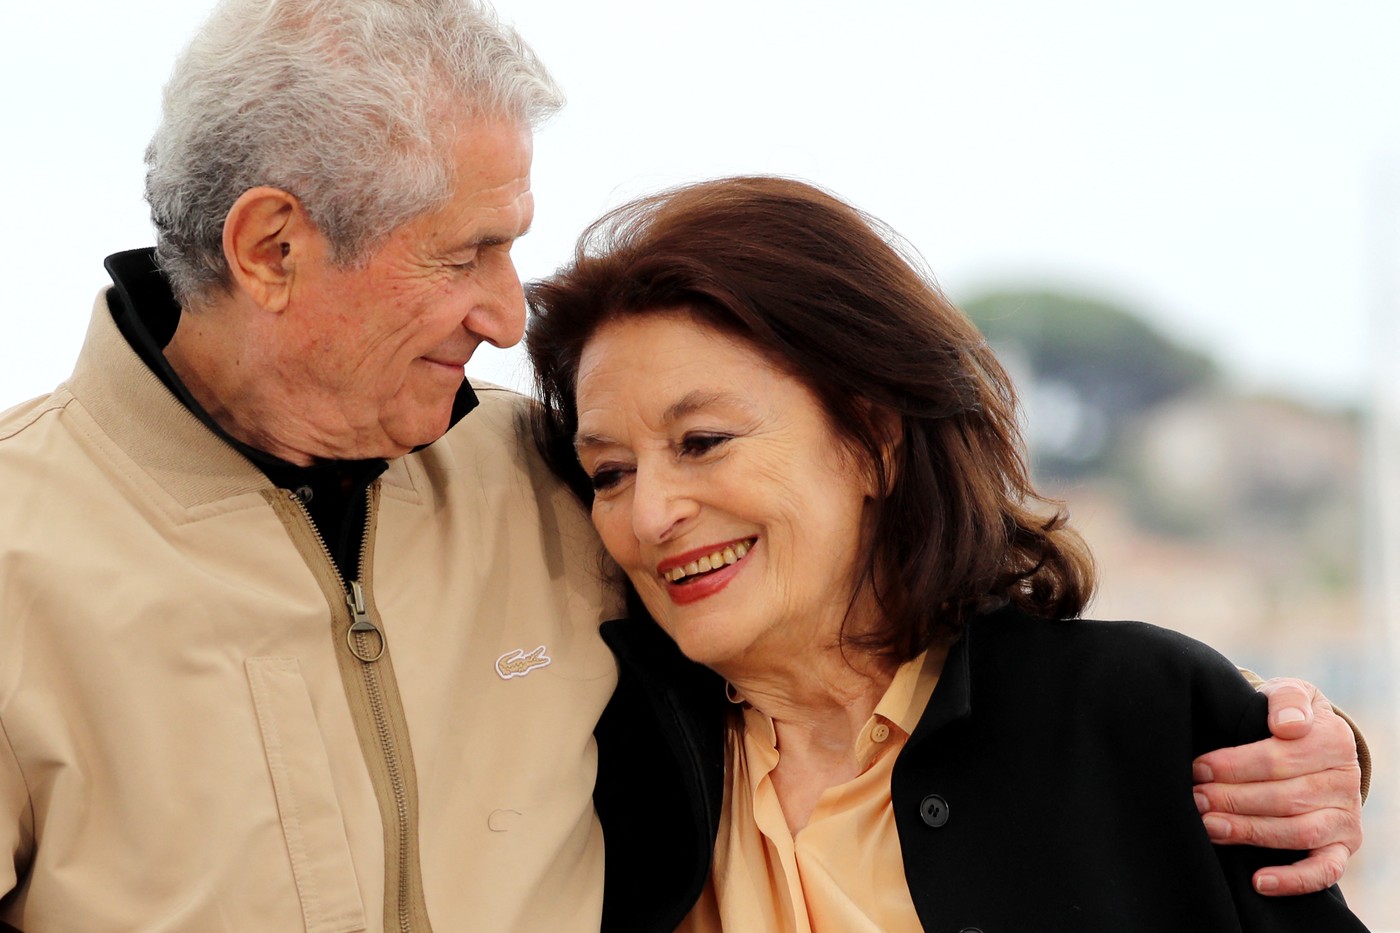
[527,177,1368,932]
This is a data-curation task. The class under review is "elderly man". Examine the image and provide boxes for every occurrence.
[0,0,1366,930]
[1,1,616,929]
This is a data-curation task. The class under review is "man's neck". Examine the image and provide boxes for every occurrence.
[162,310,319,466]
[104,246,478,468]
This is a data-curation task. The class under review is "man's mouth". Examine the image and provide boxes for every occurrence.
[422,356,470,371]
[662,538,756,584]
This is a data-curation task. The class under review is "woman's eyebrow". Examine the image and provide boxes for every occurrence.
[573,431,613,455]
[573,389,755,453]
[662,389,750,424]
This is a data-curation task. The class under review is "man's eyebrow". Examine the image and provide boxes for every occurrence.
[480,221,532,247]
[446,222,533,254]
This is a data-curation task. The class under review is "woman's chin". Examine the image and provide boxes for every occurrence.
[659,622,741,672]
[635,585,754,670]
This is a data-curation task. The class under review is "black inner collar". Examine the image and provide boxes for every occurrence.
[102,247,479,579]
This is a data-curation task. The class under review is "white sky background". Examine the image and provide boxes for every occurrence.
[2,1,1398,410]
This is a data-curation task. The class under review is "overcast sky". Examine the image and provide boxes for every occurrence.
[3,0,1398,410]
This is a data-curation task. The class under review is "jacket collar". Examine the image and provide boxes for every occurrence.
[67,284,277,510]
[905,603,1031,748]
[906,622,974,744]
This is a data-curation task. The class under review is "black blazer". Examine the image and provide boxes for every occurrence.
[593,606,1369,932]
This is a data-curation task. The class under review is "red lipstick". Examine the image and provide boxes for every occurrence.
[659,538,755,606]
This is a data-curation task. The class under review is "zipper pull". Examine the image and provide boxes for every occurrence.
[345,580,385,662]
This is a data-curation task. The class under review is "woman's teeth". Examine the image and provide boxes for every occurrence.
[664,539,752,583]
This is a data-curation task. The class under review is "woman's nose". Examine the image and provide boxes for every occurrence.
[629,464,699,544]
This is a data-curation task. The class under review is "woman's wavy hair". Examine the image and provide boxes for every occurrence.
[527,176,1095,660]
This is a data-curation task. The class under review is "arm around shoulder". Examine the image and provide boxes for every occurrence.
[1193,675,1371,931]
[1110,624,1368,928]
[1198,674,1366,897]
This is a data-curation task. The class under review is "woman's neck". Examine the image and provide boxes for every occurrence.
[724,647,900,834]
[727,648,895,744]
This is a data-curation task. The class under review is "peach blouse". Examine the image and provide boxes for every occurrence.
[679,651,941,932]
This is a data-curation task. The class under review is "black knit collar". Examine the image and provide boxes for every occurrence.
[101,247,480,485]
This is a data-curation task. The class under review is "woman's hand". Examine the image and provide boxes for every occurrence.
[1191,678,1365,896]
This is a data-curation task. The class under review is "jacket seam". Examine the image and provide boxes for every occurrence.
[0,394,71,443]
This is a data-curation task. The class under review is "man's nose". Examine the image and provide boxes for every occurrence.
[463,254,526,349]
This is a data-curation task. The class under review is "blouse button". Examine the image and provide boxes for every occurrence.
[871,723,891,743]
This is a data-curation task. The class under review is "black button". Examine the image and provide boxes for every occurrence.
[920,794,950,827]
[294,485,314,503]
[959,928,984,933]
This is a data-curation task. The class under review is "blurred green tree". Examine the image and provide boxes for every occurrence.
[962,289,1219,477]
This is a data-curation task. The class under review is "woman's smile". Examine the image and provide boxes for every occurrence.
[659,538,757,604]
[659,537,756,583]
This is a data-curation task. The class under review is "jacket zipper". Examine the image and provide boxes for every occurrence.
[346,580,385,662]
[289,487,418,933]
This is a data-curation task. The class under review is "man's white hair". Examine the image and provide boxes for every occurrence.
[145,0,563,305]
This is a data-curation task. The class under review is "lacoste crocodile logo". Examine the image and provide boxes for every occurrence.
[496,645,552,680]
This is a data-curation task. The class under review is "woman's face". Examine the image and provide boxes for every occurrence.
[573,310,879,675]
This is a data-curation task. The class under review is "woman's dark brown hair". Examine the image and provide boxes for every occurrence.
[526,175,1095,660]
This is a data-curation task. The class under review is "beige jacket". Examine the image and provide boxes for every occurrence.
[0,294,621,932]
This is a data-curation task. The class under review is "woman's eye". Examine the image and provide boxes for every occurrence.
[679,434,730,457]
[588,467,629,492]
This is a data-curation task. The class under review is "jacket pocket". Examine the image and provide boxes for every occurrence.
[246,657,367,933]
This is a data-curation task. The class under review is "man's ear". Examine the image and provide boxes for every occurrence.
[222,186,311,313]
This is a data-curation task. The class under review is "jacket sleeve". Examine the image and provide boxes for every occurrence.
[0,715,32,899]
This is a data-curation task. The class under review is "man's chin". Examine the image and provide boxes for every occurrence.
[383,408,456,456]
